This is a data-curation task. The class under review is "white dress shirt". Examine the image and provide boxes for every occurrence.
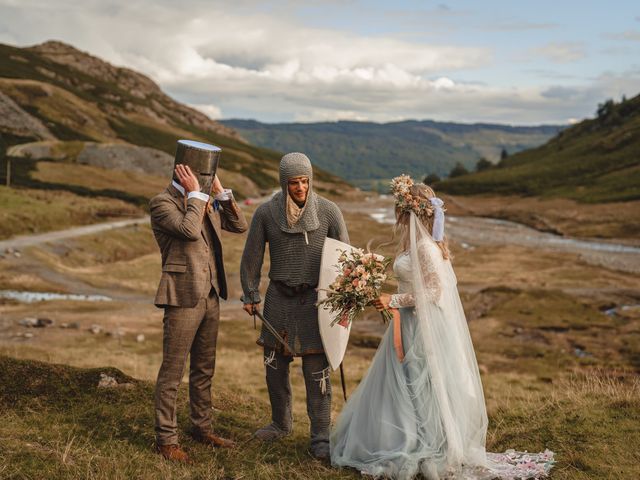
[171,181,232,202]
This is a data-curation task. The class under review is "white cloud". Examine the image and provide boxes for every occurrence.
[191,104,222,120]
[293,109,372,123]
[530,42,586,64]
[0,0,637,125]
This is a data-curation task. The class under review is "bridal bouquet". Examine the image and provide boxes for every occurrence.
[318,248,392,328]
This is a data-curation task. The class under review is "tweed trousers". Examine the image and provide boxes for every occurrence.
[155,288,220,445]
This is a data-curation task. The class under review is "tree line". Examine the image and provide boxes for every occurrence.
[422,148,509,184]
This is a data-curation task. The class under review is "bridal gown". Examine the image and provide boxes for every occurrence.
[330,214,554,479]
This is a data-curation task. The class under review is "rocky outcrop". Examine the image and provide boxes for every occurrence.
[77,142,173,177]
[0,91,55,141]
[7,140,173,177]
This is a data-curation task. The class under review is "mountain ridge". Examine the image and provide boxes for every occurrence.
[222,118,563,188]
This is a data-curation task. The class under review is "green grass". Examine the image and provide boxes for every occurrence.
[107,117,182,158]
[50,225,158,267]
[0,186,142,239]
[2,353,639,479]
[1,157,150,209]
[438,94,640,203]
[485,372,640,479]
[0,355,354,480]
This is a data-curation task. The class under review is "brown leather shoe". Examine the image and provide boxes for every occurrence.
[191,430,236,448]
[156,443,191,463]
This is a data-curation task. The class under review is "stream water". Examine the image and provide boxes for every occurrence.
[363,204,640,273]
[0,290,112,303]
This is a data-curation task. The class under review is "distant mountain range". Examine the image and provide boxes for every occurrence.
[438,93,640,203]
[222,119,562,188]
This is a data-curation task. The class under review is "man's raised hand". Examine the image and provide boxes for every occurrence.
[175,164,200,193]
[212,174,224,195]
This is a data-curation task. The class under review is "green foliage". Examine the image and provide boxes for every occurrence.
[596,98,615,119]
[174,121,282,166]
[239,166,277,190]
[475,158,493,172]
[423,173,441,184]
[449,161,469,178]
[440,93,640,202]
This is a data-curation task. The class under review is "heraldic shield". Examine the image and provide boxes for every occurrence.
[318,236,357,371]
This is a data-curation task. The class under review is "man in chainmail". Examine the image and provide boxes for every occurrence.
[240,152,349,460]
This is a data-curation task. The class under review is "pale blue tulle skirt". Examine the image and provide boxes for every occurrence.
[331,307,450,479]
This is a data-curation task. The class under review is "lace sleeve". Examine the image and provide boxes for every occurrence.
[389,292,415,308]
[389,242,442,308]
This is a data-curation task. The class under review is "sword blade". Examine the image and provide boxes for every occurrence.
[254,309,289,351]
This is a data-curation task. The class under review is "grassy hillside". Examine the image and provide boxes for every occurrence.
[438,94,640,203]
[0,42,349,197]
[0,41,353,239]
[222,119,560,188]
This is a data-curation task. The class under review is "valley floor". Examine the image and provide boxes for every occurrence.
[1,200,639,479]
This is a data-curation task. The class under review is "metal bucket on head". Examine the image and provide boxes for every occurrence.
[173,139,221,194]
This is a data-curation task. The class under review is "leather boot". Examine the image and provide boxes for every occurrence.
[156,444,190,463]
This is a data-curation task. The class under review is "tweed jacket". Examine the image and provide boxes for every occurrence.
[150,184,248,307]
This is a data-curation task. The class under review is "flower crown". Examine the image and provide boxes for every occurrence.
[390,174,435,217]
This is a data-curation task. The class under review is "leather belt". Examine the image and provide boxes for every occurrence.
[272,280,316,297]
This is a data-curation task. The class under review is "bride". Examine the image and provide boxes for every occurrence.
[330,176,554,479]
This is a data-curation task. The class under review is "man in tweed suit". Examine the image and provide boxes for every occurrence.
[240,152,349,461]
[151,142,248,463]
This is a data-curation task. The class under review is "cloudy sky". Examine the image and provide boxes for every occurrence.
[1,0,639,125]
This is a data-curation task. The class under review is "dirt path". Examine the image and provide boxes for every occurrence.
[0,217,152,303]
[0,216,150,252]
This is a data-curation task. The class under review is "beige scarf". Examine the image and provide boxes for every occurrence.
[286,193,306,227]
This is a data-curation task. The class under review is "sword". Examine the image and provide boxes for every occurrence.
[253,308,289,352]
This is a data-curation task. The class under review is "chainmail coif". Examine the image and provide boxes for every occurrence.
[270,152,320,234]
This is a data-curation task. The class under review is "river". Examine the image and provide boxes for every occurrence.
[349,201,640,274]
